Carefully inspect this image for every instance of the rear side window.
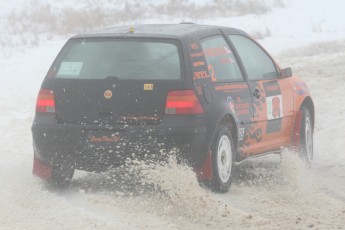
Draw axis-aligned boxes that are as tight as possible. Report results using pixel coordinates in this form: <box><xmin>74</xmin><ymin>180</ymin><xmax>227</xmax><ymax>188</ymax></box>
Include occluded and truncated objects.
<box><xmin>229</xmin><ymin>35</ymin><xmax>278</xmax><ymax>81</ymax></box>
<box><xmin>51</xmin><ymin>39</ymin><xmax>181</xmax><ymax>80</ymax></box>
<box><xmin>200</xmin><ymin>35</ymin><xmax>243</xmax><ymax>82</ymax></box>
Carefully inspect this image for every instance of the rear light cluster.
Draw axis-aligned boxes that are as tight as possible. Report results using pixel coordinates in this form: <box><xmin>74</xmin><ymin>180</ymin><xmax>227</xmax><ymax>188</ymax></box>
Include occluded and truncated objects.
<box><xmin>36</xmin><ymin>89</ymin><xmax>56</xmax><ymax>113</ymax></box>
<box><xmin>165</xmin><ymin>90</ymin><xmax>204</xmax><ymax>115</ymax></box>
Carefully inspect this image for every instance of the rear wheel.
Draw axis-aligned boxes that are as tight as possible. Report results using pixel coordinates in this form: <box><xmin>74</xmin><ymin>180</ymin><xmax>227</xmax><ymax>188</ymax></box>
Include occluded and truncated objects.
<box><xmin>299</xmin><ymin>107</ymin><xmax>313</xmax><ymax>165</ymax></box>
<box><xmin>210</xmin><ymin>126</ymin><xmax>234</xmax><ymax>193</ymax></box>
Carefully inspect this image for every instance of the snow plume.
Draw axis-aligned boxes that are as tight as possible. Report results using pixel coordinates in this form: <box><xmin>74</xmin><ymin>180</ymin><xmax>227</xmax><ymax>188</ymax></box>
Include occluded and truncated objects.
<box><xmin>71</xmin><ymin>153</ymin><xmax>269</xmax><ymax>229</ymax></box>
<box><xmin>126</xmin><ymin>156</ymin><xmax>231</xmax><ymax>221</ymax></box>
<box><xmin>235</xmin><ymin>149</ymin><xmax>312</xmax><ymax>192</ymax></box>
<box><xmin>128</xmin><ymin>155</ymin><xmax>276</xmax><ymax>229</ymax></box>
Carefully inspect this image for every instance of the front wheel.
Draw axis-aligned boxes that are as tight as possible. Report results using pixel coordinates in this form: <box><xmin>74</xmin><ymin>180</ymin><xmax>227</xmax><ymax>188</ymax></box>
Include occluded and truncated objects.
<box><xmin>210</xmin><ymin>126</ymin><xmax>234</xmax><ymax>193</ymax></box>
<box><xmin>299</xmin><ymin>107</ymin><xmax>313</xmax><ymax>165</ymax></box>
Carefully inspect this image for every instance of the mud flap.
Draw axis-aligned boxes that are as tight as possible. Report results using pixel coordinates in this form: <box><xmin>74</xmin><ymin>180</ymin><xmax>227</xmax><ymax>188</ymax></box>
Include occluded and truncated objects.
<box><xmin>194</xmin><ymin>150</ymin><xmax>213</xmax><ymax>180</ymax></box>
<box><xmin>33</xmin><ymin>155</ymin><xmax>52</xmax><ymax>180</ymax></box>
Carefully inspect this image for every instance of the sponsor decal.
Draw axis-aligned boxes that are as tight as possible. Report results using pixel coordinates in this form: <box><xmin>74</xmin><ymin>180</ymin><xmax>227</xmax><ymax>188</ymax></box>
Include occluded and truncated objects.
<box><xmin>241</xmin><ymin>127</ymin><xmax>262</xmax><ymax>150</ymax></box>
<box><xmin>104</xmin><ymin>90</ymin><xmax>113</xmax><ymax>99</ymax></box>
<box><xmin>227</xmin><ymin>96</ymin><xmax>236</xmax><ymax>114</ymax></box>
<box><xmin>208</xmin><ymin>65</ymin><xmax>217</xmax><ymax>82</ymax></box>
<box><xmin>267</xmin><ymin>95</ymin><xmax>283</xmax><ymax>120</ymax></box>
<box><xmin>263</xmin><ymin>80</ymin><xmax>283</xmax><ymax>132</ymax></box>
<box><xmin>215</xmin><ymin>84</ymin><xmax>248</xmax><ymax>92</ymax></box>
<box><xmin>231</xmin><ymin>92</ymin><xmax>250</xmax><ymax>115</ymax></box>
<box><xmin>189</xmin><ymin>52</ymin><xmax>204</xmax><ymax>58</ymax></box>
<box><xmin>193</xmin><ymin>61</ymin><xmax>205</xmax><ymax>67</ymax></box>
<box><xmin>57</xmin><ymin>62</ymin><xmax>83</xmax><ymax>77</ymax></box>
<box><xmin>263</xmin><ymin>80</ymin><xmax>281</xmax><ymax>97</ymax></box>
<box><xmin>190</xmin><ymin>43</ymin><xmax>199</xmax><ymax>50</ymax></box>
<box><xmin>194</xmin><ymin>82</ymin><xmax>203</xmax><ymax>95</ymax></box>
<box><xmin>294</xmin><ymin>82</ymin><xmax>308</xmax><ymax>95</ymax></box>
<box><xmin>235</xmin><ymin>102</ymin><xmax>250</xmax><ymax>116</ymax></box>
<box><xmin>220</xmin><ymin>57</ymin><xmax>234</xmax><ymax>64</ymax></box>
<box><xmin>89</xmin><ymin>135</ymin><xmax>120</xmax><ymax>143</ymax></box>
<box><xmin>265</xmin><ymin>85</ymin><xmax>279</xmax><ymax>92</ymax></box>
<box><xmin>266</xmin><ymin>94</ymin><xmax>283</xmax><ymax>133</ymax></box>
<box><xmin>238</xmin><ymin>128</ymin><xmax>245</xmax><ymax>141</ymax></box>
<box><xmin>193</xmin><ymin>71</ymin><xmax>209</xmax><ymax>80</ymax></box>
<box><xmin>224</xmin><ymin>46</ymin><xmax>232</xmax><ymax>54</ymax></box>
<box><xmin>120</xmin><ymin>116</ymin><xmax>160</xmax><ymax>121</ymax></box>
<box><xmin>203</xmin><ymin>47</ymin><xmax>229</xmax><ymax>57</ymax></box>
<box><xmin>249</xmin><ymin>128</ymin><xmax>262</xmax><ymax>142</ymax></box>
<box><xmin>252</xmin><ymin>83</ymin><xmax>265</xmax><ymax>117</ymax></box>
<box><xmin>144</xmin><ymin>84</ymin><xmax>154</xmax><ymax>91</ymax></box>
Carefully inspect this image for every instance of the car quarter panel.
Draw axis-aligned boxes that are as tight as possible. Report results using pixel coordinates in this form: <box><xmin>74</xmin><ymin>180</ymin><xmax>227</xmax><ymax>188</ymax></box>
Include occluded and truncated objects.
<box><xmin>184</xmin><ymin>31</ymin><xmax>255</xmax><ymax>161</ymax></box>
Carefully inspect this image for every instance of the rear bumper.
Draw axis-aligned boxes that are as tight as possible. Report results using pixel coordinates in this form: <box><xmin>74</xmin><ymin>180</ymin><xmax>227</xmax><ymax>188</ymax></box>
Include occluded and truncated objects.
<box><xmin>32</xmin><ymin>119</ymin><xmax>209</xmax><ymax>172</ymax></box>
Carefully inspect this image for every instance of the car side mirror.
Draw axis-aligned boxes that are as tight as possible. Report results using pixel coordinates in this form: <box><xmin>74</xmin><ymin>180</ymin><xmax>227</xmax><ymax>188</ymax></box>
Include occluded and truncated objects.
<box><xmin>280</xmin><ymin>67</ymin><xmax>292</xmax><ymax>78</ymax></box>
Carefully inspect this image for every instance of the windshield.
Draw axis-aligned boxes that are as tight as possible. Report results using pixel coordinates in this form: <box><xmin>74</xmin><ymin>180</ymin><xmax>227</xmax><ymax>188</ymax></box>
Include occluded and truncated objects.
<box><xmin>51</xmin><ymin>38</ymin><xmax>182</xmax><ymax>80</ymax></box>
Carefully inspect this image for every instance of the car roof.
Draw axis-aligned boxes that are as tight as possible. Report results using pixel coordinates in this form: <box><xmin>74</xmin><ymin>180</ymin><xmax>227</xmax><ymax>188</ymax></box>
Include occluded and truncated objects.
<box><xmin>72</xmin><ymin>24</ymin><xmax>247</xmax><ymax>39</ymax></box>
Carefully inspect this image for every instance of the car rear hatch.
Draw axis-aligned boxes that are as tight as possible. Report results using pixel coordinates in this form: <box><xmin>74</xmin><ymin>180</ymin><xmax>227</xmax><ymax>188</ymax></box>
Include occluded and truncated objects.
<box><xmin>44</xmin><ymin>37</ymin><xmax>186</xmax><ymax>126</ymax></box>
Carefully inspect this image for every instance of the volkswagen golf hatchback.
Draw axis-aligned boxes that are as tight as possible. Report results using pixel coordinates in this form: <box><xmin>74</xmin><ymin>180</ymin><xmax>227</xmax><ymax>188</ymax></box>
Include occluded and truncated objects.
<box><xmin>32</xmin><ymin>24</ymin><xmax>314</xmax><ymax>192</ymax></box>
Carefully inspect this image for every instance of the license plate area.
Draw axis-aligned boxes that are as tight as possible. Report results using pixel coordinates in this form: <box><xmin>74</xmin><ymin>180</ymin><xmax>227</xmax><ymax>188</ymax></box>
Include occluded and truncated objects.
<box><xmin>86</xmin><ymin>130</ymin><xmax>121</xmax><ymax>149</ymax></box>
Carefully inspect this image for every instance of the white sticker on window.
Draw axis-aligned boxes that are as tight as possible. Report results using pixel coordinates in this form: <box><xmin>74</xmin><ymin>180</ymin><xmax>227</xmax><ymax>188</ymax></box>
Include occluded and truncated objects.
<box><xmin>57</xmin><ymin>62</ymin><xmax>83</xmax><ymax>76</ymax></box>
<box><xmin>267</xmin><ymin>95</ymin><xmax>283</xmax><ymax>120</ymax></box>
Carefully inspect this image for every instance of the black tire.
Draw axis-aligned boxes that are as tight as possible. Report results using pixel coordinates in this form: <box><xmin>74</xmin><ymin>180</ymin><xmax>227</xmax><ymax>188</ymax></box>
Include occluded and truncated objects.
<box><xmin>210</xmin><ymin>126</ymin><xmax>234</xmax><ymax>193</ymax></box>
<box><xmin>299</xmin><ymin>107</ymin><xmax>313</xmax><ymax>165</ymax></box>
<box><xmin>48</xmin><ymin>164</ymin><xmax>75</xmax><ymax>188</ymax></box>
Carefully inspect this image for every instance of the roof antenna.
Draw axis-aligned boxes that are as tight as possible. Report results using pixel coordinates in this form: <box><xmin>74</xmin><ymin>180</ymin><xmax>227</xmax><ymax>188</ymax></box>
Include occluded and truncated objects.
<box><xmin>128</xmin><ymin>26</ymin><xmax>135</xmax><ymax>33</ymax></box>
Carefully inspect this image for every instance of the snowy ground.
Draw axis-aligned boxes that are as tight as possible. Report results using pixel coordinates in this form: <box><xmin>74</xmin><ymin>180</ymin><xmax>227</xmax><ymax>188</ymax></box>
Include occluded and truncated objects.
<box><xmin>1</xmin><ymin>1</ymin><xmax>345</xmax><ymax>229</ymax></box>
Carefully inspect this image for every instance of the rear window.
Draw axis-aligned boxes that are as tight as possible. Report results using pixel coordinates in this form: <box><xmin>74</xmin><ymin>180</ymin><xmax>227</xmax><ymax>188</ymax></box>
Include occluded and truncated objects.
<box><xmin>51</xmin><ymin>38</ymin><xmax>182</xmax><ymax>80</ymax></box>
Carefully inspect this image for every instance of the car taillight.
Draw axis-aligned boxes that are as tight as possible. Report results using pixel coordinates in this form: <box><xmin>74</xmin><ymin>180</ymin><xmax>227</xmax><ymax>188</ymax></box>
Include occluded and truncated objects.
<box><xmin>165</xmin><ymin>90</ymin><xmax>204</xmax><ymax>115</ymax></box>
<box><xmin>36</xmin><ymin>89</ymin><xmax>56</xmax><ymax>113</ymax></box>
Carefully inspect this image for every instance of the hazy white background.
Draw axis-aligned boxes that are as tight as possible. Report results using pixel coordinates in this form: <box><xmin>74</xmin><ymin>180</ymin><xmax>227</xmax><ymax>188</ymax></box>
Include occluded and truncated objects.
<box><xmin>1</xmin><ymin>1</ymin><xmax>345</xmax><ymax>229</ymax></box>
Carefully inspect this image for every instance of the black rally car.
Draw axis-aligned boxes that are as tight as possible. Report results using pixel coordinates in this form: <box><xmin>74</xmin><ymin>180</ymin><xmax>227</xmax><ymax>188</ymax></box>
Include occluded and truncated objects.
<box><xmin>32</xmin><ymin>24</ymin><xmax>314</xmax><ymax>192</ymax></box>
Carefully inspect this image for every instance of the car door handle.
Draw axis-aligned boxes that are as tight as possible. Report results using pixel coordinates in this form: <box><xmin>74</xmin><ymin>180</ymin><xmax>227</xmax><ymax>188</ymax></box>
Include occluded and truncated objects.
<box><xmin>253</xmin><ymin>89</ymin><xmax>261</xmax><ymax>99</ymax></box>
